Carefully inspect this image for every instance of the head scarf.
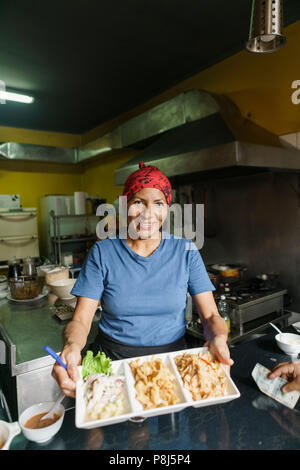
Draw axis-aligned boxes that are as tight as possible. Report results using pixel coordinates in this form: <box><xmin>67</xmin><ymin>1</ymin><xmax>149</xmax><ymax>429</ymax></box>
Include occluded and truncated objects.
<box><xmin>122</xmin><ymin>161</ymin><xmax>172</xmax><ymax>206</ymax></box>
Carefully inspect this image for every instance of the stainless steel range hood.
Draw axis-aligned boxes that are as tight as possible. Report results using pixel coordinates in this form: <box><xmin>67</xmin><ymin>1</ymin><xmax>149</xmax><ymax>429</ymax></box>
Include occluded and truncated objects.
<box><xmin>115</xmin><ymin>90</ymin><xmax>300</xmax><ymax>185</ymax></box>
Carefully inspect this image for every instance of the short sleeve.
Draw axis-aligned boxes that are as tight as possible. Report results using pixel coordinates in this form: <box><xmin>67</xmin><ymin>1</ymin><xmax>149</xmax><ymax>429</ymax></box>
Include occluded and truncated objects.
<box><xmin>187</xmin><ymin>245</ymin><xmax>215</xmax><ymax>296</ymax></box>
<box><xmin>70</xmin><ymin>243</ymin><xmax>104</xmax><ymax>301</ymax></box>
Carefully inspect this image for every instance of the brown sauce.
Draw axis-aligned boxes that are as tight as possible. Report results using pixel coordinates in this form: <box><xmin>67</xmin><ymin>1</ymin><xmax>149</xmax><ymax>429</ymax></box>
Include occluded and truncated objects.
<box><xmin>0</xmin><ymin>439</ymin><xmax>5</xmax><ymax>449</ymax></box>
<box><xmin>25</xmin><ymin>412</ymin><xmax>61</xmax><ymax>429</ymax></box>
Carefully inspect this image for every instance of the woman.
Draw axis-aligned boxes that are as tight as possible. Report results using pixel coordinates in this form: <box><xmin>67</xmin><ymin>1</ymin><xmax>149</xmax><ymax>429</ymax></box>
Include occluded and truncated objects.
<box><xmin>52</xmin><ymin>161</ymin><xmax>233</xmax><ymax>397</ymax></box>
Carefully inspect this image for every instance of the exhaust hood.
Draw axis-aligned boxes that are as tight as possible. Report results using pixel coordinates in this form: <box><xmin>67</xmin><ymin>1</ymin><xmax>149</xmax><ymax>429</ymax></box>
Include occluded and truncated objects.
<box><xmin>114</xmin><ymin>90</ymin><xmax>300</xmax><ymax>185</ymax></box>
<box><xmin>1</xmin><ymin>89</ymin><xmax>300</xmax><ymax>179</ymax></box>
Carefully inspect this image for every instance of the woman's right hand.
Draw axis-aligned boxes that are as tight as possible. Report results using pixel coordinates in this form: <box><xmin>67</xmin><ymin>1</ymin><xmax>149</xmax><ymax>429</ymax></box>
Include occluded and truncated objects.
<box><xmin>51</xmin><ymin>343</ymin><xmax>82</xmax><ymax>398</ymax></box>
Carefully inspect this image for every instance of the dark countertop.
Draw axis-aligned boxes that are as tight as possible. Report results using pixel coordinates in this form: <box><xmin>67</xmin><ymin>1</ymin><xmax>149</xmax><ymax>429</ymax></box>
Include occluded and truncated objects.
<box><xmin>3</xmin><ymin>327</ymin><xmax>300</xmax><ymax>450</ymax></box>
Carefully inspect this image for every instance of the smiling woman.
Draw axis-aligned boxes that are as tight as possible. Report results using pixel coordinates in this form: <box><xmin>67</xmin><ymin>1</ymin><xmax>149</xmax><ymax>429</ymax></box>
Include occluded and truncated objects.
<box><xmin>51</xmin><ymin>161</ymin><xmax>233</xmax><ymax>399</ymax></box>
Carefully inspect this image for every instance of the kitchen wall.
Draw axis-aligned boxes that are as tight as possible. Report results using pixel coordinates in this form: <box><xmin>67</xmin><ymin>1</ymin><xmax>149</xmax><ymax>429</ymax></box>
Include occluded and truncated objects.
<box><xmin>191</xmin><ymin>171</ymin><xmax>300</xmax><ymax>311</ymax></box>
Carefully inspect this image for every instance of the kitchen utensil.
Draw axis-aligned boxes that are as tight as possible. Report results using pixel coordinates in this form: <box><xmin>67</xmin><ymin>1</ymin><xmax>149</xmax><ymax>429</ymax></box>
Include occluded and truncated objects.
<box><xmin>44</xmin><ymin>345</ymin><xmax>68</xmax><ymax>370</ymax></box>
<box><xmin>0</xmin><ymin>420</ymin><xmax>21</xmax><ymax>450</ymax></box>
<box><xmin>209</xmin><ymin>264</ymin><xmax>246</xmax><ymax>281</ymax></box>
<box><xmin>18</xmin><ymin>402</ymin><xmax>65</xmax><ymax>443</ymax></box>
<box><xmin>8</xmin><ymin>275</ymin><xmax>44</xmax><ymax>300</ymax></box>
<box><xmin>40</xmin><ymin>393</ymin><xmax>65</xmax><ymax>421</ymax></box>
<box><xmin>269</xmin><ymin>322</ymin><xmax>283</xmax><ymax>336</ymax></box>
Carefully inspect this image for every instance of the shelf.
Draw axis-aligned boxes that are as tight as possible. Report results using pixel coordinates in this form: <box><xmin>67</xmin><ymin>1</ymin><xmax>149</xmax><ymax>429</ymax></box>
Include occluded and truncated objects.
<box><xmin>50</xmin><ymin>212</ymin><xmax>100</xmax><ymax>219</ymax></box>
<box><xmin>52</xmin><ymin>236</ymin><xmax>97</xmax><ymax>244</ymax></box>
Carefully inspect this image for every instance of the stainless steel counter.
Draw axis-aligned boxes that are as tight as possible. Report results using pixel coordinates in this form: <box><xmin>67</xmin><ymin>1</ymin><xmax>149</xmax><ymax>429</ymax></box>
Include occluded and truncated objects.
<box><xmin>0</xmin><ymin>297</ymin><xmax>99</xmax><ymax>420</ymax></box>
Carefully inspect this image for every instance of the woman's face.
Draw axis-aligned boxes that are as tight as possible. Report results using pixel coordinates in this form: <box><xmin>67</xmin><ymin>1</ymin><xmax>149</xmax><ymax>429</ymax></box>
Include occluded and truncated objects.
<box><xmin>127</xmin><ymin>187</ymin><xmax>168</xmax><ymax>239</ymax></box>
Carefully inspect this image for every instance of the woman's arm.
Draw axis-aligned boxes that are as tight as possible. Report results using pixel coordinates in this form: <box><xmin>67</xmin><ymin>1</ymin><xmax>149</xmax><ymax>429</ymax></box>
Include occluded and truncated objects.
<box><xmin>192</xmin><ymin>291</ymin><xmax>233</xmax><ymax>366</ymax></box>
<box><xmin>51</xmin><ymin>296</ymin><xmax>99</xmax><ymax>397</ymax></box>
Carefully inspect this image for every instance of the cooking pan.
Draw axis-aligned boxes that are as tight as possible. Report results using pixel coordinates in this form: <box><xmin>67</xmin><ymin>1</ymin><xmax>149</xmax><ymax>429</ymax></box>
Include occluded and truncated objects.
<box><xmin>209</xmin><ymin>264</ymin><xmax>247</xmax><ymax>280</ymax></box>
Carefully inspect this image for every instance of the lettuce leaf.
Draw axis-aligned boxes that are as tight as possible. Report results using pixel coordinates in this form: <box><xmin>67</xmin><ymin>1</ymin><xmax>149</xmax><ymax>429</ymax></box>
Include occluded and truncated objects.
<box><xmin>82</xmin><ymin>350</ymin><xmax>112</xmax><ymax>379</ymax></box>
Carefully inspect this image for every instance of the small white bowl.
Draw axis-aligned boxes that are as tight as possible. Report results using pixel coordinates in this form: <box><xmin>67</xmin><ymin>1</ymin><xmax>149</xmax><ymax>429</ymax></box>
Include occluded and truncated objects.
<box><xmin>0</xmin><ymin>420</ymin><xmax>21</xmax><ymax>450</ymax></box>
<box><xmin>47</xmin><ymin>278</ymin><xmax>76</xmax><ymax>300</ymax></box>
<box><xmin>275</xmin><ymin>333</ymin><xmax>300</xmax><ymax>356</ymax></box>
<box><xmin>19</xmin><ymin>402</ymin><xmax>65</xmax><ymax>444</ymax></box>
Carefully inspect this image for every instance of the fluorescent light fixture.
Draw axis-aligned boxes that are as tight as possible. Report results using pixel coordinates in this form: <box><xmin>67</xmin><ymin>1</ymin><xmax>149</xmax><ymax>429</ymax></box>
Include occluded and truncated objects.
<box><xmin>0</xmin><ymin>90</ymin><xmax>34</xmax><ymax>104</ymax></box>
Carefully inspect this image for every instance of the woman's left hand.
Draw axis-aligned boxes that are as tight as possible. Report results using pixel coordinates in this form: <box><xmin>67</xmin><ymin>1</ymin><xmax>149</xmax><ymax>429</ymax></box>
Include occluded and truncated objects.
<box><xmin>204</xmin><ymin>334</ymin><xmax>234</xmax><ymax>368</ymax></box>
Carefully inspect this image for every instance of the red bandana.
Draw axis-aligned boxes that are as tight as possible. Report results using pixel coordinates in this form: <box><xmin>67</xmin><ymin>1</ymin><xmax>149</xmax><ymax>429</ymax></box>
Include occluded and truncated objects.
<box><xmin>122</xmin><ymin>161</ymin><xmax>172</xmax><ymax>206</ymax></box>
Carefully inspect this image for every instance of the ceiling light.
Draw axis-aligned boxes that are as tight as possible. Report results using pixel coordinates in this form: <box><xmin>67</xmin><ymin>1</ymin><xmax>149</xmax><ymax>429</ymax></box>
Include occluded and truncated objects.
<box><xmin>246</xmin><ymin>0</ymin><xmax>286</xmax><ymax>54</ymax></box>
<box><xmin>0</xmin><ymin>90</ymin><xmax>34</xmax><ymax>104</ymax></box>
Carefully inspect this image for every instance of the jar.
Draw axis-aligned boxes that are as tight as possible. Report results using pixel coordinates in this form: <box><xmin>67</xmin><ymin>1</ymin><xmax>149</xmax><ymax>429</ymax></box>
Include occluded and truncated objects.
<box><xmin>23</xmin><ymin>256</ymin><xmax>37</xmax><ymax>277</ymax></box>
<box><xmin>8</xmin><ymin>257</ymin><xmax>22</xmax><ymax>279</ymax></box>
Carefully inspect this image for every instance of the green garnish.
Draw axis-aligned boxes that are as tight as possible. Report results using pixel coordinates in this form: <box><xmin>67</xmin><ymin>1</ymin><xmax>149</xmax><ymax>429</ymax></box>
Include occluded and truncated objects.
<box><xmin>82</xmin><ymin>350</ymin><xmax>112</xmax><ymax>379</ymax></box>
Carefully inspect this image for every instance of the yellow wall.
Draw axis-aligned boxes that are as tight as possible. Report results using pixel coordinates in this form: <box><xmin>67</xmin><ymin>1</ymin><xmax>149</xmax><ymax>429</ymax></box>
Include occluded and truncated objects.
<box><xmin>0</xmin><ymin>160</ymin><xmax>83</xmax><ymax>255</ymax></box>
<box><xmin>81</xmin><ymin>149</ymin><xmax>139</xmax><ymax>203</ymax></box>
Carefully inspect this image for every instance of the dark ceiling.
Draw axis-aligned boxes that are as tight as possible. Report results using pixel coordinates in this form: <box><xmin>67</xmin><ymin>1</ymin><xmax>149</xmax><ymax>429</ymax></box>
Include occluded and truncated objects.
<box><xmin>0</xmin><ymin>0</ymin><xmax>299</xmax><ymax>135</ymax></box>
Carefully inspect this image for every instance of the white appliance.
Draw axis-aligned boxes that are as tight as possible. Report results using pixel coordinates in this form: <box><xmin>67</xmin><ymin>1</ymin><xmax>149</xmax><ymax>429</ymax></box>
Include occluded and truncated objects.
<box><xmin>0</xmin><ymin>194</ymin><xmax>20</xmax><ymax>211</ymax></box>
<box><xmin>0</xmin><ymin>208</ymin><xmax>39</xmax><ymax>262</ymax></box>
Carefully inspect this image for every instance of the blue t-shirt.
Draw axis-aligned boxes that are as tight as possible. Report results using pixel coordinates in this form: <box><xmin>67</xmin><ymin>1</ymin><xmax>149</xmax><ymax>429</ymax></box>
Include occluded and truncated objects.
<box><xmin>71</xmin><ymin>232</ymin><xmax>215</xmax><ymax>347</ymax></box>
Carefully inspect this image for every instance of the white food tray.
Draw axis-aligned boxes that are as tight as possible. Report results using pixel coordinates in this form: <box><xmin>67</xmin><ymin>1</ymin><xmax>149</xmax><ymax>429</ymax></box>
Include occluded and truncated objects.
<box><xmin>75</xmin><ymin>347</ymin><xmax>240</xmax><ymax>429</ymax></box>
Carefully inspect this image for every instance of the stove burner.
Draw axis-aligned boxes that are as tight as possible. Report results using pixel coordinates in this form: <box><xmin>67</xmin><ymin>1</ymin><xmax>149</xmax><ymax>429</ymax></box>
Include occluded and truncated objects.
<box><xmin>215</xmin><ymin>277</ymin><xmax>285</xmax><ymax>305</ymax></box>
